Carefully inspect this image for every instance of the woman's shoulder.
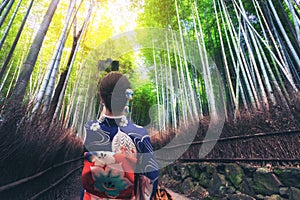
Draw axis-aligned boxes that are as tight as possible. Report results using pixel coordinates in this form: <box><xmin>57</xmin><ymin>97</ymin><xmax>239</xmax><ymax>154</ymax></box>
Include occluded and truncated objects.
<box><xmin>84</xmin><ymin>119</ymin><xmax>101</xmax><ymax>131</ymax></box>
<box><xmin>121</xmin><ymin>120</ymin><xmax>149</xmax><ymax>138</ymax></box>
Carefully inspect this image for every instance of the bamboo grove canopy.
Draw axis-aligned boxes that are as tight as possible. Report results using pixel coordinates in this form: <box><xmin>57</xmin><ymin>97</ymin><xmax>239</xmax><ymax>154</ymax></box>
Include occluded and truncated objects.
<box><xmin>0</xmin><ymin>0</ymin><xmax>299</xmax><ymax>136</ymax></box>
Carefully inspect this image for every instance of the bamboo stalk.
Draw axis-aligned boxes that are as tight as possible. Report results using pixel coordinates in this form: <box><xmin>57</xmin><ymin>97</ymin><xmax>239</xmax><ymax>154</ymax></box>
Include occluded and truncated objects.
<box><xmin>166</xmin><ymin>32</ymin><xmax>177</xmax><ymax>129</ymax></box>
<box><xmin>152</xmin><ymin>39</ymin><xmax>161</xmax><ymax>130</ymax></box>
<box><xmin>0</xmin><ymin>62</ymin><xmax>12</xmax><ymax>93</ymax></box>
<box><xmin>248</xmin><ymin>0</ymin><xmax>298</xmax><ymax>91</ymax></box>
<box><xmin>52</xmin><ymin>0</ymin><xmax>93</xmax><ymax>121</ymax></box>
<box><xmin>212</xmin><ymin>0</ymin><xmax>237</xmax><ymax>113</ymax></box>
<box><xmin>171</xmin><ymin>30</ymin><xmax>187</xmax><ymax>126</ymax></box>
<box><xmin>0</xmin><ymin>0</ymin><xmax>14</xmax><ymax>28</ymax></box>
<box><xmin>268</xmin><ymin>0</ymin><xmax>300</xmax><ymax>70</ymax></box>
<box><xmin>175</xmin><ymin>0</ymin><xmax>198</xmax><ymax>119</ymax></box>
<box><xmin>220</xmin><ymin>0</ymin><xmax>260</xmax><ymax>110</ymax></box>
<box><xmin>193</xmin><ymin>0</ymin><xmax>217</xmax><ymax>117</ymax></box>
<box><xmin>0</xmin><ymin>0</ymin><xmax>34</xmax><ymax>81</ymax></box>
<box><xmin>0</xmin><ymin>0</ymin><xmax>22</xmax><ymax>49</ymax></box>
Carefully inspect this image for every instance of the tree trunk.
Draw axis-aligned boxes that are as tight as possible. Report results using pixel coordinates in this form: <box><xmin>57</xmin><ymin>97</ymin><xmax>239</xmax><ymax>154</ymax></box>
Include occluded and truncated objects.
<box><xmin>236</xmin><ymin>0</ymin><xmax>269</xmax><ymax>110</ymax></box>
<box><xmin>64</xmin><ymin>64</ymin><xmax>83</xmax><ymax>128</ymax></box>
<box><xmin>0</xmin><ymin>0</ymin><xmax>22</xmax><ymax>49</ymax></box>
<box><xmin>0</xmin><ymin>62</ymin><xmax>12</xmax><ymax>93</ymax></box>
<box><xmin>32</xmin><ymin>0</ymin><xmax>76</xmax><ymax>113</ymax></box>
<box><xmin>51</xmin><ymin>1</ymin><xmax>93</xmax><ymax>121</ymax></box>
<box><xmin>9</xmin><ymin>0</ymin><xmax>60</xmax><ymax>106</ymax></box>
<box><xmin>175</xmin><ymin>0</ymin><xmax>198</xmax><ymax>119</ymax></box>
<box><xmin>166</xmin><ymin>33</ymin><xmax>178</xmax><ymax>128</ymax></box>
<box><xmin>49</xmin><ymin>69</ymin><xmax>67</xmax><ymax>118</ymax></box>
<box><xmin>213</xmin><ymin>0</ymin><xmax>237</xmax><ymax>114</ymax></box>
<box><xmin>152</xmin><ymin>40</ymin><xmax>162</xmax><ymax>129</ymax></box>
<box><xmin>43</xmin><ymin>0</ymin><xmax>83</xmax><ymax>110</ymax></box>
<box><xmin>278</xmin><ymin>0</ymin><xmax>300</xmax><ymax>49</ymax></box>
<box><xmin>287</xmin><ymin>0</ymin><xmax>300</xmax><ymax>44</ymax></box>
<box><xmin>0</xmin><ymin>0</ymin><xmax>9</xmax><ymax>15</ymax></box>
<box><xmin>268</xmin><ymin>0</ymin><xmax>300</xmax><ymax>71</ymax></box>
<box><xmin>250</xmin><ymin>0</ymin><xmax>297</xmax><ymax>93</ymax></box>
<box><xmin>0</xmin><ymin>0</ymin><xmax>34</xmax><ymax>81</ymax></box>
<box><xmin>0</xmin><ymin>0</ymin><xmax>14</xmax><ymax>28</ymax></box>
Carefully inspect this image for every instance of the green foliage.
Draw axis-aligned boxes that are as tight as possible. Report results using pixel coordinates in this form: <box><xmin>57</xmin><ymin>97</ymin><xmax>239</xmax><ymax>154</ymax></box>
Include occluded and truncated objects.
<box><xmin>117</xmin><ymin>53</ymin><xmax>137</xmax><ymax>79</ymax></box>
<box><xmin>137</xmin><ymin>0</ymin><xmax>177</xmax><ymax>28</ymax></box>
<box><xmin>1</xmin><ymin>0</ymin><xmax>299</xmax><ymax>124</ymax></box>
<box><xmin>131</xmin><ymin>82</ymin><xmax>156</xmax><ymax>126</ymax></box>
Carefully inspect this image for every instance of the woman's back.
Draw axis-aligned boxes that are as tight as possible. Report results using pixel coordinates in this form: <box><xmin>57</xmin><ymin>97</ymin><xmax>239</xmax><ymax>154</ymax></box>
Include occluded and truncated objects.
<box><xmin>81</xmin><ymin>72</ymin><xmax>158</xmax><ymax>200</ymax></box>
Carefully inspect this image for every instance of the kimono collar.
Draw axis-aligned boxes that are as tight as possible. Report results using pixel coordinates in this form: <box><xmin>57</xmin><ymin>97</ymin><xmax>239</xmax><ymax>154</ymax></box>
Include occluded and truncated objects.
<box><xmin>99</xmin><ymin>114</ymin><xmax>128</xmax><ymax>127</ymax></box>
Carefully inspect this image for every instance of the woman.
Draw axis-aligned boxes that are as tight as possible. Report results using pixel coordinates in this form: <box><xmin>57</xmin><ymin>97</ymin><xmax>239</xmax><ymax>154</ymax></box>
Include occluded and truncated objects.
<box><xmin>81</xmin><ymin>72</ymin><xmax>159</xmax><ymax>200</ymax></box>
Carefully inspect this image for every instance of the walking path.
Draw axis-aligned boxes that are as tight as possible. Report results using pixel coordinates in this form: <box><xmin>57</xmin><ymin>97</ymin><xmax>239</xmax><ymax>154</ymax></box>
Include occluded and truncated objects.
<box><xmin>67</xmin><ymin>189</ymin><xmax>190</xmax><ymax>200</ymax></box>
<box><xmin>167</xmin><ymin>189</ymin><xmax>191</xmax><ymax>200</ymax></box>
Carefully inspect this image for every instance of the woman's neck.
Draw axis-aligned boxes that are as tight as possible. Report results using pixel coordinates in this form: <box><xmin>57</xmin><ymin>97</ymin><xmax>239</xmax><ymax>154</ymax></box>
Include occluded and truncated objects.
<box><xmin>101</xmin><ymin>105</ymin><xmax>124</xmax><ymax>118</ymax></box>
<box><xmin>104</xmin><ymin>111</ymin><xmax>124</xmax><ymax>118</ymax></box>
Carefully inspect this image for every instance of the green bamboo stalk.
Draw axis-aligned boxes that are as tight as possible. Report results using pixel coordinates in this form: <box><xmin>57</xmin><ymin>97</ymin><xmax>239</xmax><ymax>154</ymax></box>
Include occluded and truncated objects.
<box><xmin>166</xmin><ymin>32</ymin><xmax>178</xmax><ymax>128</ymax></box>
<box><xmin>220</xmin><ymin>0</ymin><xmax>259</xmax><ymax>109</ymax></box>
<box><xmin>212</xmin><ymin>0</ymin><xmax>237</xmax><ymax>113</ymax></box>
<box><xmin>175</xmin><ymin>0</ymin><xmax>198</xmax><ymax>119</ymax></box>
<box><xmin>193</xmin><ymin>0</ymin><xmax>216</xmax><ymax>117</ymax></box>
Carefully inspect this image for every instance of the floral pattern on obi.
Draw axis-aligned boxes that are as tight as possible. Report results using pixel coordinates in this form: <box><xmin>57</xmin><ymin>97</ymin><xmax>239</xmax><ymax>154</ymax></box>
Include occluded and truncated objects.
<box><xmin>91</xmin><ymin>164</ymin><xmax>132</xmax><ymax>198</ymax></box>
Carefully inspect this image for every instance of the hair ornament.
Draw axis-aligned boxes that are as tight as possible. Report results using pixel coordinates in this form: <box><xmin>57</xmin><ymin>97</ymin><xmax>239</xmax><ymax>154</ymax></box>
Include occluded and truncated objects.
<box><xmin>124</xmin><ymin>89</ymin><xmax>133</xmax><ymax>113</ymax></box>
<box><xmin>125</xmin><ymin>89</ymin><xmax>134</xmax><ymax>100</ymax></box>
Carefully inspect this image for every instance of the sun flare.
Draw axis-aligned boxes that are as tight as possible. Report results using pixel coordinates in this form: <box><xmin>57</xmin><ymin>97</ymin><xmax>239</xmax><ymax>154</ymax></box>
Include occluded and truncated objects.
<box><xmin>97</xmin><ymin>0</ymin><xmax>140</xmax><ymax>34</ymax></box>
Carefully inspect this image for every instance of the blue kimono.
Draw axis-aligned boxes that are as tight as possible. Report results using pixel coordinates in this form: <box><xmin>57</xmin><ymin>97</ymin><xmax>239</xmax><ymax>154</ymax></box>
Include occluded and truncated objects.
<box><xmin>81</xmin><ymin>115</ymin><xmax>159</xmax><ymax>200</ymax></box>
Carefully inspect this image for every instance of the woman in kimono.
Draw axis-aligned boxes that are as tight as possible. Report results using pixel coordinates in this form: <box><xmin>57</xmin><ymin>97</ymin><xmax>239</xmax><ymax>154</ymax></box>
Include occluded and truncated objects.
<box><xmin>81</xmin><ymin>72</ymin><xmax>159</xmax><ymax>200</ymax></box>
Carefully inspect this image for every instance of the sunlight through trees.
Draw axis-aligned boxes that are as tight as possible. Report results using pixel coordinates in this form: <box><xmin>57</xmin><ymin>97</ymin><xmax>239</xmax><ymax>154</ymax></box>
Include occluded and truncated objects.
<box><xmin>0</xmin><ymin>0</ymin><xmax>299</xmax><ymax>134</ymax></box>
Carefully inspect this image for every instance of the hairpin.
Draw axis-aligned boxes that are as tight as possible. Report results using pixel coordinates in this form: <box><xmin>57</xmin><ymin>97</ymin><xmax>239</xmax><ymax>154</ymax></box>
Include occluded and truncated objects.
<box><xmin>125</xmin><ymin>89</ymin><xmax>133</xmax><ymax>113</ymax></box>
<box><xmin>125</xmin><ymin>89</ymin><xmax>134</xmax><ymax>100</ymax></box>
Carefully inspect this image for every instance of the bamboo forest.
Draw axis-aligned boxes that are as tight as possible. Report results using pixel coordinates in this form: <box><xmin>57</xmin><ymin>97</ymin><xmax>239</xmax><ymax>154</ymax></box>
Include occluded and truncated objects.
<box><xmin>0</xmin><ymin>0</ymin><xmax>300</xmax><ymax>199</ymax></box>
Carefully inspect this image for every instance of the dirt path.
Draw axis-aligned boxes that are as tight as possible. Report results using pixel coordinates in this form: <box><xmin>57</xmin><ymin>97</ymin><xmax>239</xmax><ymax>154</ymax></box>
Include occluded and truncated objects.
<box><xmin>66</xmin><ymin>190</ymin><xmax>190</xmax><ymax>200</ymax></box>
<box><xmin>166</xmin><ymin>189</ymin><xmax>191</xmax><ymax>200</ymax></box>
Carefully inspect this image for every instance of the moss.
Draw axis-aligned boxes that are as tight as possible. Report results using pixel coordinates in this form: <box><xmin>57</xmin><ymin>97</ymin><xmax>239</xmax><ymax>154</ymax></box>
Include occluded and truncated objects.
<box><xmin>273</xmin><ymin>168</ymin><xmax>282</xmax><ymax>175</ymax></box>
<box><xmin>187</xmin><ymin>164</ymin><xmax>201</xmax><ymax>179</ymax></box>
<box><xmin>198</xmin><ymin>172</ymin><xmax>211</xmax><ymax>188</ymax></box>
<box><xmin>225</xmin><ymin>164</ymin><xmax>244</xmax><ymax>188</ymax></box>
<box><xmin>253</xmin><ymin>172</ymin><xmax>280</xmax><ymax>196</ymax></box>
<box><xmin>276</xmin><ymin>168</ymin><xmax>300</xmax><ymax>188</ymax></box>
